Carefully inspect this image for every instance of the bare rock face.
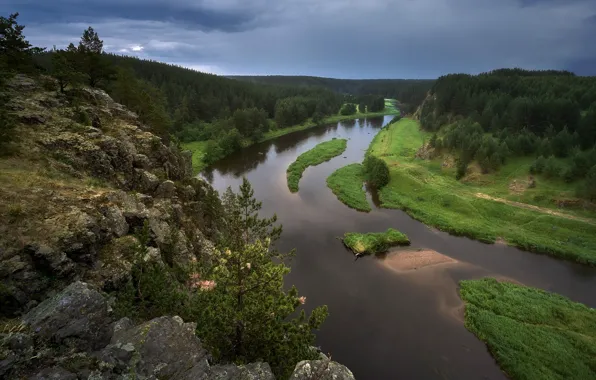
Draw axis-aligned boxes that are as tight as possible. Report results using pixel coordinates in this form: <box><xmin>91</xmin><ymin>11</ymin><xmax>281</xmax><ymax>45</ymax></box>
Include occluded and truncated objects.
<box><xmin>22</xmin><ymin>281</ymin><xmax>112</xmax><ymax>352</ymax></box>
<box><xmin>290</xmin><ymin>360</ymin><xmax>356</xmax><ymax>380</ymax></box>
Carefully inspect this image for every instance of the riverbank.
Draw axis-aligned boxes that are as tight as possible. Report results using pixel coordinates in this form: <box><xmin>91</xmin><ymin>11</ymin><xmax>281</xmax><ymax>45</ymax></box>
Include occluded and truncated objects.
<box><xmin>367</xmin><ymin>118</ymin><xmax>596</xmax><ymax>265</ymax></box>
<box><xmin>182</xmin><ymin>107</ymin><xmax>399</xmax><ymax>173</ymax></box>
<box><xmin>459</xmin><ymin>278</ymin><xmax>596</xmax><ymax>380</ymax></box>
<box><xmin>287</xmin><ymin>138</ymin><xmax>347</xmax><ymax>192</ymax></box>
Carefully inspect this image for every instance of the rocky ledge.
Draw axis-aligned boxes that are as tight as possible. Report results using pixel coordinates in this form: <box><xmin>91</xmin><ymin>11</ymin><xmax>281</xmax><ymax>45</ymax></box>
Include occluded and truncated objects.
<box><xmin>0</xmin><ymin>282</ymin><xmax>354</xmax><ymax>380</ymax></box>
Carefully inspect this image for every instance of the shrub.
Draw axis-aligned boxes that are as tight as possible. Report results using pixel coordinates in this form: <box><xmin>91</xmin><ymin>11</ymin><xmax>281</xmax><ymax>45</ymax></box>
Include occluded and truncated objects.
<box><xmin>363</xmin><ymin>155</ymin><xmax>390</xmax><ymax>188</ymax></box>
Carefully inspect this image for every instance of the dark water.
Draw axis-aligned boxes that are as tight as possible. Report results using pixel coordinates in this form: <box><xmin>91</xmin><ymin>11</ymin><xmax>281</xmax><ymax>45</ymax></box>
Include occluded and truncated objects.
<box><xmin>203</xmin><ymin>116</ymin><xmax>596</xmax><ymax>380</ymax></box>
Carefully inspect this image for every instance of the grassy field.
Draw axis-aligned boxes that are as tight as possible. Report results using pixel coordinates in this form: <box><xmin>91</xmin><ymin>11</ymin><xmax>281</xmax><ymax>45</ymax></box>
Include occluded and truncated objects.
<box><xmin>343</xmin><ymin>228</ymin><xmax>410</xmax><ymax>256</ymax></box>
<box><xmin>287</xmin><ymin>138</ymin><xmax>347</xmax><ymax>192</ymax></box>
<box><xmin>460</xmin><ymin>278</ymin><xmax>596</xmax><ymax>380</ymax></box>
<box><xmin>368</xmin><ymin>118</ymin><xmax>596</xmax><ymax>265</ymax></box>
<box><xmin>182</xmin><ymin>102</ymin><xmax>399</xmax><ymax>173</ymax></box>
<box><xmin>384</xmin><ymin>98</ymin><xmax>399</xmax><ymax>114</ymax></box>
<box><xmin>326</xmin><ymin>163</ymin><xmax>371</xmax><ymax>212</ymax></box>
<box><xmin>181</xmin><ymin>140</ymin><xmax>210</xmax><ymax>172</ymax></box>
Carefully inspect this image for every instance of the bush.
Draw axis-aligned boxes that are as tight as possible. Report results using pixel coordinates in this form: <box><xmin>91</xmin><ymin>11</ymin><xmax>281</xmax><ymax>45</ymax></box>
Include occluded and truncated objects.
<box><xmin>543</xmin><ymin>155</ymin><xmax>562</xmax><ymax>178</ymax></box>
<box><xmin>577</xmin><ymin>165</ymin><xmax>596</xmax><ymax>201</ymax></box>
<box><xmin>340</xmin><ymin>103</ymin><xmax>357</xmax><ymax>116</ymax></box>
<box><xmin>363</xmin><ymin>155</ymin><xmax>390</xmax><ymax>188</ymax></box>
<box><xmin>529</xmin><ymin>155</ymin><xmax>546</xmax><ymax>174</ymax></box>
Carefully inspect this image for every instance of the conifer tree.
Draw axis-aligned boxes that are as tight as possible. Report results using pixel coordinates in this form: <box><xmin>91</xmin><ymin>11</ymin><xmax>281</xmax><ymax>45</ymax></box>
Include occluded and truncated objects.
<box><xmin>77</xmin><ymin>27</ymin><xmax>114</xmax><ymax>87</ymax></box>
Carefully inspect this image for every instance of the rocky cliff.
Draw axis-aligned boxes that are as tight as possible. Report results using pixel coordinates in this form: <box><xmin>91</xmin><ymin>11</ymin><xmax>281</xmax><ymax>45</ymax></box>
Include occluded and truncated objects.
<box><xmin>0</xmin><ymin>76</ymin><xmax>355</xmax><ymax>379</ymax></box>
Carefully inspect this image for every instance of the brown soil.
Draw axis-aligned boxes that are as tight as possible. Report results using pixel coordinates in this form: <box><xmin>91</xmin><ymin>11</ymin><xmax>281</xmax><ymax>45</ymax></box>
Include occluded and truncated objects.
<box><xmin>381</xmin><ymin>249</ymin><xmax>457</xmax><ymax>272</ymax></box>
<box><xmin>474</xmin><ymin>192</ymin><xmax>596</xmax><ymax>226</ymax></box>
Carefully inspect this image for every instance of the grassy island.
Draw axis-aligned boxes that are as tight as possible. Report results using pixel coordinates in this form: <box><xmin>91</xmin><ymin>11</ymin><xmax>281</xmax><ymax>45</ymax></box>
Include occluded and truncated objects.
<box><xmin>342</xmin><ymin>228</ymin><xmax>410</xmax><ymax>256</ymax></box>
<box><xmin>326</xmin><ymin>163</ymin><xmax>371</xmax><ymax>212</ymax></box>
<box><xmin>460</xmin><ymin>278</ymin><xmax>596</xmax><ymax>380</ymax></box>
<box><xmin>287</xmin><ymin>138</ymin><xmax>347</xmax><ymax>192</ymax></box>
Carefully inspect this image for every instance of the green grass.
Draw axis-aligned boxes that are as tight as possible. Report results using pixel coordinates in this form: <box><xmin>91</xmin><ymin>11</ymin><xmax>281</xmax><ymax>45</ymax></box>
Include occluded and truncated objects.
<box><xmin>326</xmin><ymin>163</ymin><xmax>371</xmax><ymax>212</ymax></box>
<box><xmin>181</xmin><ymin>140</ymin><xmax>210</xmax><ymax>172</ymax></box>
<box><xmin>460</xmin><ymin>278</ymin><xmax>596</xmax><ymax>380</ymax></box>
<box><xmin>384</xmin><ymin>98</ymin><xmax>399</xmax><ymax>114</ymax></box>
<box><xmin>368</xmin><ymin>118</ymin><xmax>596</xmax><ymax>265</ymax></box>
<box><xmin>287</xmin><ymin>138</ymin><xmax>347</xmax><ymax>192</ymax></box>
<box><xmin>342</xmin><ymin>228</ymin><xmax>410</xmax><ymax>256</ymax></box>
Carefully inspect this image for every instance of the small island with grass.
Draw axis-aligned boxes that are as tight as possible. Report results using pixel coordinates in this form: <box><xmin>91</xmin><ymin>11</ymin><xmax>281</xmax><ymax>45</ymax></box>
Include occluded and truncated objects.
<box><xmin>342</xmin><ymin>228</ymin><xmax>410</xmax><ymax>256</ymax></box>
<box><xmin>287</xmin><ymin>138</ymin><xmax>347</xmax><ymax>192</ymax></box>
<box><xmin>326</xmin><ymin>163</ymin><xmax>371</xmax><ymax>212</ymax></box>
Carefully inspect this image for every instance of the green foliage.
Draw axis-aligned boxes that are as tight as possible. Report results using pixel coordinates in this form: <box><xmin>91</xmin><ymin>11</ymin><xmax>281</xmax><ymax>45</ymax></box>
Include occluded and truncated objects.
<box><xmin>286</xmin><ymin>138</ymin><xmax>347</xmax><ymax>192</ymax></box>
<box><xmin>460</xmin><ymin>278</ymin><xmax>596</xmax><ymax>380</ymax></box>
<box><xmin>363</xmin><ymin>155</ymin><xmax>390</xmax><ymax>188</ymax></box>
<box><xmin>114</xmin><ymin>179</ymin><xmax>328</xmax><ymax>379</ymax></box>
<box><xmin>76</xmin><ymin>27</ymin><xmax>114</xmax><ymax>87</ymax></box>
<box><xmin>109</xmin><ymin>67</ymin><xmax>172</xmax><ymax>140</ymax></box>
<box><xmin>343</xmin><ymin>228</ymin><xmax>410</xmax><ymax>256</ymax></box>
<box><xmin>577</xmin><ymin>165</ymin><xmax>596</xmax><ymax>201</ymax></box>
<box><xmin>369</xmin><ymin>118</ymin><xmax>596</xmax><ymax>265</ymax></box>
<box><xmin>50</xmin><ymin>44</ymin><xmax>84</xmax><ymax>92</ymax></box>
<box><xmin>0</xmin><ymin>13</ymin><xmax>44</xmax><ymax>73</ymax></box>
<box><xmin>74</xmin><ymin>107</ymin><xmax>91</xmax><ymax>126</ymax></box>
<box><xmin>326</xmin><ymin>163</ymin><xmax>371</xmax><ymax>212</ymax></box>
<box><xmin>340</xmin><ymin>103</ymin><xmax>357</xmax><ymax>116</ymax></box>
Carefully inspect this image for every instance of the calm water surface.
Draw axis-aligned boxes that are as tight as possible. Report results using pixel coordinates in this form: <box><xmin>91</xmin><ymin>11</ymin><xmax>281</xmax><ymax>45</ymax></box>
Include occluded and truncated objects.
<box><xmin>203</xmin><ymin>116</ymin><xmax>596</xmax><ymax>380</ymax></box>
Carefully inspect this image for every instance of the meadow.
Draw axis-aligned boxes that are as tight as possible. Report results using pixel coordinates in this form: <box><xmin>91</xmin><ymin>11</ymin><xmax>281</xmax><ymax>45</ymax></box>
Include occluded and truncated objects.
<box><xmin>342</xmin><ymin>228</ymin><xmax>410</xmax><ymax>256</ymax></box>
<box><xmin>326</xmin><ymin>163</ymin><xmax>371</xmax><ymax>212</ymax></box>
<box><xmin>368</xmin><ymin>118</ymin><xmax>596</xmax><ymax>264</ymax></box>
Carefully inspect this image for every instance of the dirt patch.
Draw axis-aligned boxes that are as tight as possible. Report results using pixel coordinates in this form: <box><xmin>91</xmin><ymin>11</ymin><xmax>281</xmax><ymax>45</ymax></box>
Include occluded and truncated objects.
<box><xmin>508</xmin><ymin>179</ymin><xmax>529</xmax><ymax>195</ymax></box>
<box><xmin>381</xmin><ymin>249</ymin><xmax>457</xmax><ymax>272</ymax></box>
<box><xmin>474</xmin><ymin>192</ymin><xmax>596</xmax><ymax>226</ymax></box>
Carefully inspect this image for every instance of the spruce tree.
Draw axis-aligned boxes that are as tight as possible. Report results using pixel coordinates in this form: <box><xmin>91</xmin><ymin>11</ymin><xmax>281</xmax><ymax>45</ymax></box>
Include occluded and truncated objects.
<box><xmin>51</xmin><ymin>43</ymin><xmax>84</xmax><ymax>92</ymax></box>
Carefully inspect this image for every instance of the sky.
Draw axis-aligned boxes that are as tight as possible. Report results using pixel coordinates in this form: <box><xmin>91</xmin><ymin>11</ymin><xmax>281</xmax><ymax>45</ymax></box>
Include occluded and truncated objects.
<box><xmin>2</xmin><ymin>0</ymin><xmax>596</xmax><ymax>78</ymax></box>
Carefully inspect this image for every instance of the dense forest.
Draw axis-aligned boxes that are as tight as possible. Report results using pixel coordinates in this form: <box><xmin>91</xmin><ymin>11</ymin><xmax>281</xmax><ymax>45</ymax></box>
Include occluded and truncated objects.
<box><xmin>230</xmin><ymin>75</ymin><xmax>433</xmax><ymax>114</ymax></box>
<box><xmin>420</xmin><ymin>69</ymin><xmax>596</xmax><ymax>199</ymax></box>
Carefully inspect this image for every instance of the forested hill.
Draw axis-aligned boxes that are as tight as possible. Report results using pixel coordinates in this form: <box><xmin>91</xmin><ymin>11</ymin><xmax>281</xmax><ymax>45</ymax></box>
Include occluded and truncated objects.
<box><xmin>229</xmin><ymin>75</ymin><xmax>434</xmax><ymax>113</ymax></box>
<box><xmin>419</xmin><ymin>69</ymin><xmax>596</xmax><ymax>199</ymax></box>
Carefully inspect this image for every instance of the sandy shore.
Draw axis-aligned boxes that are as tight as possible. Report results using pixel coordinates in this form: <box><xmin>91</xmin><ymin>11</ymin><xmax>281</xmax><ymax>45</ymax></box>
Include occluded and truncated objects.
<box><xmin>380</xmin><ymin>249</ymin><xmax>457</xmax><ymax>272</ymax></box>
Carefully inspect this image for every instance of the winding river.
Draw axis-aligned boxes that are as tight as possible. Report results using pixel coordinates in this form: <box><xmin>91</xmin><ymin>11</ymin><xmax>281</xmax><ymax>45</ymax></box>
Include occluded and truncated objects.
<box><xmin>202</xmin><ymin>116</ymin><xmax>596</xmax><ymax>380</ymax></box>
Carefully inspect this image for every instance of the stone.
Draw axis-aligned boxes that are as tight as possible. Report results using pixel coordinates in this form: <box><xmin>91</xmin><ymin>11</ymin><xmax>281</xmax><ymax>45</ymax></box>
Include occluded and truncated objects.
<box><xmin>110</xmin><ymin>317</ymin><xmax>134</xmax><ymax>344</ymax></box>
<box><xmin>133</xmin><ymin>154</ymin><xmax>152</xmax><ymax>170</ymax></box>
<box><xmin>29</xmin><ymin>367</ymin><xmax>77</xmax><ymax>380</ymax></box>
<box><xmin>101</xmin><ymin>316</ymin><xmax>209</xmax><ymax>379</ymax></box>
<box><xmin>8</xmin><ymin>332</ymin><xmax>33</xmax><ymax>352</ymax></box>
<box><xmin>207</xmin><ymin>362</ymin><xmax>275</xmax><ymax>380</ymax></box>
<box><xmin>155</xmin><ymin>180</ymin><xmax>176</xmax><ymax>198</ymax></box>
<box><xmin>135</xmin><ymin>169</ymin><xmax>160</xmax><ymax>194</ymax></box>
<box><xmin>290</xmin><ymin>360</ymin><xmax>355</xmax><ymax>380</ymax></box>
<box><xmin>102</xmin><ymin>206</ymin><xmax>129</xmax><ymax>237</ymax></box>
<box><xmin>22</xmin><ymin>281</ymin><xmax>111</xmax><ymax>351</ymax></box>
<box><xmin>27</xmin><ymin>244</ymin><xmax>75</xmax><ymax>277</ymax></box>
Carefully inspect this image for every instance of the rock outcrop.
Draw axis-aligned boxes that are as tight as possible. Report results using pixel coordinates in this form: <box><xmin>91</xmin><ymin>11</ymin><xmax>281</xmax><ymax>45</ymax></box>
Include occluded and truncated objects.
<box><xmin>290</xmin><ymin>360</ymin><xmax>356</xmax><ymax>380</ymax></box>
<box><xmin>0</xmin><ymin>76</ymin><xmax>217</xmax><ymax>315</ymax></box>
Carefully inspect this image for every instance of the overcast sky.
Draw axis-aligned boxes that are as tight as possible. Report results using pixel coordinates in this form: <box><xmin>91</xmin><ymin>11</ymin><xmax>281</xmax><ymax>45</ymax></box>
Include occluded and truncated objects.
<box><xmin>2</xmin><ymin>0</ymin><xmax>595</xmax><ymax>78</ymax></box>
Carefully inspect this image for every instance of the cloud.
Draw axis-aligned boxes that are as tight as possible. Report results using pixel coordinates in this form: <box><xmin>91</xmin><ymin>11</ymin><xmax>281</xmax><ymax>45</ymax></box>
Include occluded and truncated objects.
<box><xmin>2</xmin><ymin>0</ymin><xmax>595</xmax><ymax>78</ymax></box>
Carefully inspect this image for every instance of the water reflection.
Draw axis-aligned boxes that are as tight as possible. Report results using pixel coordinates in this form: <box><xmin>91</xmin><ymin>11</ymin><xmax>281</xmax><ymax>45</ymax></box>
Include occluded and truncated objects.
<box><xmin>201</xmin><ymin>115</ymin><xmax>596</xmax><ymax>380</ymax></box>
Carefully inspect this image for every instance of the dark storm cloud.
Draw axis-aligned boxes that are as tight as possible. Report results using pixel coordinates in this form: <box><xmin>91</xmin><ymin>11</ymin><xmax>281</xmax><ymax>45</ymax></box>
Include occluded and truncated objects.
<box><xmin>1</xmin><ymin>0</ymin><xmax>595</xmax><ymax>78</ymax></box>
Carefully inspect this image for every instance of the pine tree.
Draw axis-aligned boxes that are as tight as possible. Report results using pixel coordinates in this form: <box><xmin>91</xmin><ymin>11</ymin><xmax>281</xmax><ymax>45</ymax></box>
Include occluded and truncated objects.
<box><xmin>0</xmin><ymin>13</ymin><xmax>44</xmax><ymax>73</ymax></box>
<box><xmin>51</xmin><ymin>43</ymin><xmax>84</xmax><ymax>92</ymax></box>
<box><xmin>77</xmin><ymin>27</ymin><xmax>114</xmax><ymax>87</ymax></box>
<box><xmin>195</xmin><ymin>178</ymin><xmax>328</xmax><ymax>378</ymax></box>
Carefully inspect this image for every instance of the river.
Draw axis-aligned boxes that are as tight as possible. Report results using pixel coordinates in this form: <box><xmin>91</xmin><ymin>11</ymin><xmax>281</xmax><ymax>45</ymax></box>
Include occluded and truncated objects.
<box><xmin>202</xmin><ymin>116</ymin><xmax>596</xmax><ymax>380</ymax></box>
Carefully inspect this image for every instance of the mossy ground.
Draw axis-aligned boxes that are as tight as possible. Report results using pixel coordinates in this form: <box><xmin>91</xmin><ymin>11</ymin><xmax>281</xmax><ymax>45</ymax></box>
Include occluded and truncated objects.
<box><xmin>326</xmin><ymin>163</ymin><xmax>371</xmax><ymax>212</ymax></box>
<box><xmin>368</xmin><ymin>118</ymin><xmax>596</xmax><ymax>265</ymax></box>
<box><xmin>287</xmin><ymin>138</ymin><xmax>347</xmax><ymax>192</ymax></box>
<box><xmin>342</xmin><ymin>228</ymin><xmax>410</xmax><ymax>256</ymax></box>
<box><xmin>459</xmin><ymin>278</ymin><xmax>596</xmax><ymax>380</ymax></box>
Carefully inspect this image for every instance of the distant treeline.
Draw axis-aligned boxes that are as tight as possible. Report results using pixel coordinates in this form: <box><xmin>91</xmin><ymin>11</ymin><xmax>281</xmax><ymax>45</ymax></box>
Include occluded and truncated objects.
<box><xmin>421</xmin><ymin>69</ymin><xmax>596</xmax><ymax>199</ymax></box>
<box><xmin>229</xmin><ymin>75</ymin><xmax>434</xmax><ymax>114</ymax></box>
